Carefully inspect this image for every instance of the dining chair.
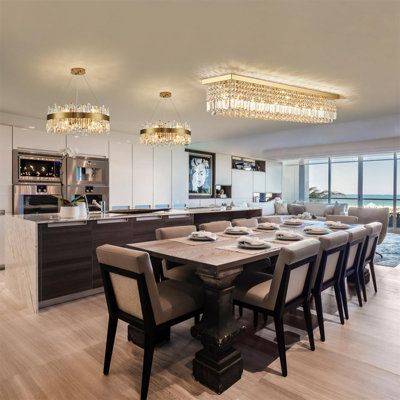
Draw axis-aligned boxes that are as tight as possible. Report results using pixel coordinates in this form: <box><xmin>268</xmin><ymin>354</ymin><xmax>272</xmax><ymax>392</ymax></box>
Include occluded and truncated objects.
<box><xmin>340</xmin><ymin>226</ymin><xmax>368</xmax><ymax>319</ymax></box>
<box><xmin>231</xmin><ymin>218</ymin><xmax>258</xmax><ymax>228</ymax></box>
<box><xmin>325</xmin><ymin>215</ymin><xmax>359</xmax><ymax>224</ymax></box>
<box><xmin>155</xmin><ymin>225</ymin><xmax>200</xmax><ymax>284</ymax></box>
<box><xmin>258</xmin><ymin>216</ymin><xmax>282</xmax><ymax>224</ymax></box>
<box><xmin>96</xmin><ymin>244</ymin><xmax>203</xmax><ymax>400</ymax></box>
<box><xmin>312</xmin><ymin>231</ymin><xmax>349</xmax><ymax>341</ymax></box>
<box><xmin>198</xmin><ymin>220</ymin><xmax>232</xmax><ymax>232</ymax></box>
<box><xmin>359</xmin><ymin>222</ymin><xmax>382</xmax><ymax>301</ymax></box>
<box><xmin>233</xmin><ymin>239</ymin><xmax>320</xmax><ymax>377</ymax></box>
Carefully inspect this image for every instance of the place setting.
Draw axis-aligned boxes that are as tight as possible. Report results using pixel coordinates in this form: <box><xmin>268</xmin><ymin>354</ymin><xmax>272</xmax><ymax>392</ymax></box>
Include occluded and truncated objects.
<box><xmin>217</xmin><ymin>235</ymin><xmax>275</xmax><ymax>255</ymax></box>
<box><xmin>270</xmin><ymin>230</ymin><xmax>304</xmax><ymax>244</ymax></box>
<box><xmin>219</xmin><ymin>226</ymin><xmax>254</xmax><ymax>237</ymax></box>
<box><xmin>256</xmin><ymin>222</ymin><xmax>280</xmax><ymax>231</ymax></box>
<box><xmin>281</xmin><ymin>218</ymin><xmax>304</xmax><ymax>227</ymax></box>
<box><xmin>325</xmin><ymin>220</ymin><xmax>351</xmax><ymax>230</ymax></box>
<box><xmin>303</xmin><ymin>225</ymin><xmax>332</xmax><ymax>236</ymax></box>
<box><xmin>170</xmin><ymin>230</ymin><xmax>222</xmax><ymax>245</ymax></box>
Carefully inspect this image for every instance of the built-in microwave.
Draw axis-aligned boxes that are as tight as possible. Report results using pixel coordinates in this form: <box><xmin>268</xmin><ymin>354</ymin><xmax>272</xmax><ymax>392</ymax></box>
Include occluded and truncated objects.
<box><xmin>66</xmin><ymin>156</ymin><xmax>109</xmax><ymax>187</ymax></box>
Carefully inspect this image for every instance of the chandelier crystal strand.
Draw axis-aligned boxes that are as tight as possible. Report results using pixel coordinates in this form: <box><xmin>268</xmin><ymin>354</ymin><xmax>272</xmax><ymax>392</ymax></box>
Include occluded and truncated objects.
<box><xmin>202</xmin><ymin>74</ymin><xmax>339</xmax><ymax>123</ymax></box>
<box><xmin>140</xmin><ymin>92</ymin><xmax>191</xmax><ymax>146</ymax></box>
<box><xmin>46</xmin><ymin>68</ymin><xmax>110</xmax><ymax>135</ymax></box>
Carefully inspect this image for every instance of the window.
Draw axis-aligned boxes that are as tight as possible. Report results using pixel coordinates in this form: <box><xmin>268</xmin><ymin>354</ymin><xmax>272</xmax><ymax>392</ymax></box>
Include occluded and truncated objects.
<box><xmin>307</xmin><ymin>159</ymin><xmax>329</xmax><ymax>203</ymax></box>
<box><xmin>331</xmin><ymin>157</ymin><xmax>358</xmax><ymax>207</ymax></box>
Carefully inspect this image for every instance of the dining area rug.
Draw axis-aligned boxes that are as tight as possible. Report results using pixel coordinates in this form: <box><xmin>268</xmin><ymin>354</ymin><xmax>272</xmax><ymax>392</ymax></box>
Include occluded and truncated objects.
<box><xmin>375</xmin><ymin>233</ymin><xmax>400</xmax><ymax>267</ymax></box>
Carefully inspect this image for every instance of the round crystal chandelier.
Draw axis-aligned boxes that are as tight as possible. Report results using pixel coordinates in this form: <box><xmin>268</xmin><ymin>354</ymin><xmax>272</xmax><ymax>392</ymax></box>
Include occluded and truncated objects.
<box><xmin>46</xmin><ymin>67</ymin><xmax>110</xmax><ymax>135</ymax></box>
<box><xmin>140</xmin><ymin>91</ymin><xmax>191</xmax><ymax>146</ymax></box>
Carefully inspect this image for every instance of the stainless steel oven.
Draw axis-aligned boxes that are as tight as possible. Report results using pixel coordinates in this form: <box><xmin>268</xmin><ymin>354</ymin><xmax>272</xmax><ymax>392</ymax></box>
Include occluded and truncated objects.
<box><xmin>13</xmin><ymin>184</ymin><xmax>62</xmax><ymax>215</ymax></box>
<box><xmin>66</xmin><ymin>156</ymin><xmax>109</xmax><ymax>187</ymax></box>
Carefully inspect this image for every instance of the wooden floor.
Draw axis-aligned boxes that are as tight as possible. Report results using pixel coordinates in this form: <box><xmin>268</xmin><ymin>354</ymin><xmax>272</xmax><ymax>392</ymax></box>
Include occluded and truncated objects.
<box><xmin>1</xmin><ymin>265</ymin><xmax>400</xmax><ymax>400</ymax></box>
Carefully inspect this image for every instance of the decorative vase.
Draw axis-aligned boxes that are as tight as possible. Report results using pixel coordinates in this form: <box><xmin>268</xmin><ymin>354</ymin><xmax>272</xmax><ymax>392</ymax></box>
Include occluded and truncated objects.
<box><xmin>59</xmin><ymin>206</ymin><xmax>80</xmax><ymax>219</ymax></box>
<box><xmin>77</xmin><ymin>202</ymin><xmax>88</xmax><ymax>217</ymax></box>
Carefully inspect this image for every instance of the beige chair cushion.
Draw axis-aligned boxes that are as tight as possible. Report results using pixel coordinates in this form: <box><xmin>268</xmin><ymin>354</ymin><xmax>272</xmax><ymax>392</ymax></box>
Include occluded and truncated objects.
<box><xmin>199</xmin><ymin>220</ymin><xmax>232</xmax><ymax>232</ymax></box>
<box><xmin>345</xmin><ymin>226</ymin><xmax>367</xmax><ymax>269</ymax></box>
<box><xmin>234</xmin><ymin>239</ymin><xmax>320</xmax><ymax>311</ymax></box>
<box><xmin>231</xmin><ymin>218</ymin><xmax>258</xmax><ymax>228</ymax></box>
<box><xmin>96</xmin><ymin>244</ymin><xmax>203</xmax><ymax>325</ymax></box>
<box><xmin>364</xmin><ymin>222</ymin><xmax>382</xmax><ymax>260</ymax></box>
<box><xmin>326</xmin><ymin>215</ymin><xmax>359</xmax><ymax>224</ymax></box>
<box><xmin>258</xmin><ymin>216</ymin><xmax>282</xmax><ymax>224</ymax></box>
<box><xmin>155</xmin><ymin>225</ymin><xmax>197</xmax><ymax>240</ymax></box>
<box><xmin>348</xmin><ymin>207</ymin><xmax>389</xmax><ymax>244</ymax></box>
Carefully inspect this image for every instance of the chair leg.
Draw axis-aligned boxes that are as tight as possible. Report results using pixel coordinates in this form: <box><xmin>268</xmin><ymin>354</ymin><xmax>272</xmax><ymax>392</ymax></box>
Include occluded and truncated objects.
<box><xmin>370</xmin><ymin>261</ymin><xmax>378</xmax><ymax>293</ymax></box>
<box><xmin>263</xmin><ymin>311</ymin><xmax>268</xmax><ymax>324</ymax></box>
<box><xmin>334</xmin><ymin>284</ymin><xmax>345</xmax><ymax>325</ymax></box>
<box><xmin>141</xmin><ymin>335</ymin><xmax>155</xmax><ymax>400</ymax></box>
<box><xmin>303</xmin><ymin>301</ymin><xmax>315</xmax><ymax>351</ymax></box>
<box><xmin>194</xmin><ymin>314</ymin><xmax>200</xmax><ymax>324</ymax></box>
<box><xmin>239</xmin><ymin>305</ymin><xmax>243</xmax><ymax>317</ymax></box>
<box><xmin>354</xmin><ymin>272</ymin><xmax>363</xmax><ymax>308</ymax></box>
<box><xmin>340</xmin><ymin>278</ymin><xmax>349</xmax><ymax>320</ymax></box>
<box><xmin>375</xmin><ymin>251</ymin><xmax>383</xmax><ymax>258</ymax></box>
<box><xmin>103</xmin><ymin>316</ymin><xmax>118</xmax><ymax>375</ymax></box>
<box><xmin>273</xmin><ymin>317</ymin><xmax>287</xmax><ymax>377</ymax></box>
<box><xmin>253</xmin><ymin>311</ymin><xmax>259</xmax><ymax>328</ymax></box>
<box><xmin>360</xmin><ymin>267</ymin><xmax>367</xmax><ymax>303</ymax></box>
<box><xmin>313</xmin><ymin>292</ymin><xmax>325</xmax><ymax>342</ymax></box>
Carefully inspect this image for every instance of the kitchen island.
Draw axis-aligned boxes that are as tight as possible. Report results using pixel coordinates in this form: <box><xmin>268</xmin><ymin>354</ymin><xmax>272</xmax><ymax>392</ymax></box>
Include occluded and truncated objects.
<box><xmin>5</xmin><ymin>207</ymin><xmax>262</xmax><ymax>312</ymax></box>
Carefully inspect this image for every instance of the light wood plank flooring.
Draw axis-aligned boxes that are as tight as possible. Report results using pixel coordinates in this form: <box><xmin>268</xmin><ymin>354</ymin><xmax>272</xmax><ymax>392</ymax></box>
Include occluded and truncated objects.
<box><xmin>1</xmin><ymin>265</ymin><xmax>399</xmax><ymax>400</ymax></box>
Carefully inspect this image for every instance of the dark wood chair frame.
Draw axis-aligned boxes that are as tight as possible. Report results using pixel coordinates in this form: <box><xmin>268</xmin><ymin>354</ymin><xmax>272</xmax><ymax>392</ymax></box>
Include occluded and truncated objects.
<box><xmin>312</xmin><ymin>243</ymin><xmax>347</xmax><ymax>342</ymax></box>
<box><xmin>359</xmin><ymin>234</ymin><xmax>379</xmax><ymax>302</ymax></box>
<box><xmin>100</xmin><ymin>263</ymin><xmax>202</xmax><ymax>400</ymax></box>
<box><xmin>340</xmin><ymin>237</ymin><xmax>365</xmax><ymax>319</ymax></box>
<box><xmin>234</xmin><ymin>254</ymin><xmax>317</xmax><ymax>377</ymax></box>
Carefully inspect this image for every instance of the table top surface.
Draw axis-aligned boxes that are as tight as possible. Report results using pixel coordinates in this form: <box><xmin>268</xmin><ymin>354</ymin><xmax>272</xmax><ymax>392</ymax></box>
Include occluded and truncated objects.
<box><xmin>127</xmin><ymin>220</ymin><xmax>359</xmax><ymax>274</ymax></box>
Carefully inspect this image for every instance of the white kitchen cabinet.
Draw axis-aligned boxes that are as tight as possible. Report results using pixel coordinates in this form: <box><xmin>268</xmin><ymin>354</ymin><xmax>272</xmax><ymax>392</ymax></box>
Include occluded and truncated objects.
<box><xmin>215</xmin><ymin>153</ymin><xmax>232</xmax><ymax>185</ymax></box>
<box><xmin>66</xmin><ymin>135</ymin><xmax>108</xmax><ymax>157</ymax></box>
<box><xmin>132</xmin><ymin>143</ymin><xmax>153</xmax><ymax>207</ymax></box>
<box><xmin>109</xmin><ymin>141</ymin><xmax>133</xmax><ymax>209</ymax></box>
<box><xmin>171</xmin><ymin>147</ymin><xmax>188</xmax><ymax>207</ymax></box>
<box><xmin>153</xmin><ymin>147</ymin><xmax>172</xmax><ymax>207</ymax></box>
<box><xmin>267</xmin><ymin>162</ymin><xmax>283</xmax><ymax>193</ymax></box>
<box><xmin>232</xmin><ymin>169</ymin><xmax>253</xmax><ymax>203</ymax></box>
<box><xmin>13</xmin><ymin>127</ymin><xmax>66</xmax><ymax>152</ymax></box>
<box><xmin>0</xmin><ymin>125</ymin><xmax>12</xmax><ymax>213</ymax></box>
<box><xmin>253</xmin><ymin>171</ymin><xmax>266</xmax><ymax>193</ymax></box>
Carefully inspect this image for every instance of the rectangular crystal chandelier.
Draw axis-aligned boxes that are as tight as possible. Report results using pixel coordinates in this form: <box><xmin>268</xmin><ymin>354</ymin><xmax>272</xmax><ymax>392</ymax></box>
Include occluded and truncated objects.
<box><xmin>201</xmin><ymin>74</ymin><xmax>340</xmax><ymax>123</ymax></box>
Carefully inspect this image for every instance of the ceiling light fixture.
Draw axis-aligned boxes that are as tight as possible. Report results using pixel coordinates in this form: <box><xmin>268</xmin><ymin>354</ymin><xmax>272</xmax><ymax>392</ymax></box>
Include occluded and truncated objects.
<box><xmin>140</xmin><ymin>91</ymin><xmax>191</xmax><ymax>146</ymax></box>
<box><xmin>201</xmin><ymin>74</ymin><xmax>340</xmax><ymax>124</ymax></box>
<box><xmin>46</xmin><ymin>67</ymin><xmax>110</xmax><ymax>135</ymax></box>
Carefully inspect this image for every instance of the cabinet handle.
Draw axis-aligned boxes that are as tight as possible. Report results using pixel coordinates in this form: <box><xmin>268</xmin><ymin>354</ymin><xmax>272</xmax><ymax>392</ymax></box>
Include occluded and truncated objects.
<box><xmin>48</xmin><ymin>221</ymin><xmax>87</xmax><ymax>228</ymax></box>
<box><xmin>136</xmin><ymin>216</ymin><xmax>162</xmax><ymax>221</ymax></box>
<box><xmin>97</xmin><ymin>219</ymin><xmax>129</xmax><ymax>224</ymax></box>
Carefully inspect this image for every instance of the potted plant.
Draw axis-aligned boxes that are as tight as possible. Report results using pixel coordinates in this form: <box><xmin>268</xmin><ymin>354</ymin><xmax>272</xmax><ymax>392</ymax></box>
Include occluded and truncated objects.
<box><xmin>59</xmin><ymin>195</ymin><xmax>87</xmax><ymax>219</ymax></box>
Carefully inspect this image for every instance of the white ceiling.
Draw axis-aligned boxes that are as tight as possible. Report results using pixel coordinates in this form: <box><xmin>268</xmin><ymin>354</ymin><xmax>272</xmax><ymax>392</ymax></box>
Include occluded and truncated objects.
<box><xmin>0</xmin><ymin>0</ymin><xmax>399</xmax><ymax>145</ymax></box>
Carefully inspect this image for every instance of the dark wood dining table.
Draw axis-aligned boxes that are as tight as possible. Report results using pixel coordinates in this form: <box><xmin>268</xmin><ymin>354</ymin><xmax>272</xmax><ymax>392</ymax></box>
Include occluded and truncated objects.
<box><xmin>127</xmin><ymin>220</ymin><xmax>355</xmax><ymax>394</ymax></box>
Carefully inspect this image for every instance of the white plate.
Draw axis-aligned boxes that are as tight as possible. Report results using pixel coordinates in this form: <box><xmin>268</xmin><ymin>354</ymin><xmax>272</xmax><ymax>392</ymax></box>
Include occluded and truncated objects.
<box><xmin>238</xmin><ymin>242</ymin><xmax>271</xmax><ymax>249</ymax></box>
<box><xmin>283</xmin><ymin>221</ymin><xmax>303</xmax><ymax>226</ymax></box>
<box><xmin>328</xmin><ymin>225</ymin><xmax>350</xmax><ymax>230</ymax></box>
<box><xmin>275</xmin><ymin>234</ymin><xmax>303</xmax><ymax>241</ymax></box>
<box><xmin>225</xmin><ymin>230</ymin><xmax>250</xmax><ymax>235</ymax></box>
<box><xmin>257</xmin><ymin>225</ymin><xmax>279</xmax><ymax>230</ymax></box>
<box><xmin>189</xmin><ymin>235</ymin><xmax>217</xmax><ymax>241</ymax></box>
<box><xmin>304</xmin><ymin>230</ymin><xmax>330</xmax><ymax>235</ymax></box>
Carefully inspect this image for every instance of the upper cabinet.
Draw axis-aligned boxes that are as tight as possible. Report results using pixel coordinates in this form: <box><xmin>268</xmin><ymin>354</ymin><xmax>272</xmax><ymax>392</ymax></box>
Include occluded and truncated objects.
<box><xmin>13</xmin><ymin>127</ymin><xmax>66</xmax><ymax>152</ymax></box>
<box><xmin>0</xmin><ymin>125</ymin><xmax>12</xmax><ymax>213</ymax></box>
<box><xmin>109</xmin><ymin>141</ymin><xmax>133</xmax><ymax>209</ymax></box>
<box><xmin>231</xmin><ymin>169</ymin><xmax>253</xmax><ymax>203</ymax></box>
<box><xmin>132</xmin><ymin>143</ymin><xmax>153</xmax><ymax>207</ymax></box>
<box><xmin>266</xmin><ymin>162</ymin><xmax>283</xmax><ymax>193</ymax></box>
<box><xmin>253</xmin><ymin>171</ymin><xmax>266</xmax><ymax>193</ymax></box>
<box><xmin>66</xmin><ymin>135</ymin><xmax>108</xmax><ymax>157</ymax></box>
<box><xmin>171</xmin><ymin>147</ymin><xmax>188</xmax><ymax>207</ymax></box>
<box><xmin>153</xmin><ymin>147</ymin><xmax>172</xmax><ymax>207</ymax></box>
<box><xmin>215</xmin><ymin>153</ymin><xmax>232</xmax><ymax>185</ymax></box>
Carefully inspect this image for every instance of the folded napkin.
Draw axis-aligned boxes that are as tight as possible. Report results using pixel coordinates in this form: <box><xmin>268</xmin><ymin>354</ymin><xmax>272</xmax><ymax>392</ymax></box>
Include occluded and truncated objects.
<box><xmin>189</xmin><ymin>230</ymin><xmax>218</xmax><ymax>240</ymax></box>
<box><xmin>297</xmin><ymin>212</ymin><xmax>312</xmax><ymax>220</ymax></box>
<box><xmin>325</xmin><ymin>221</ymin><xmax>350</xmax><ymax>228</ymax></box>
<box><xmin>237</xmin><ymin>236</ymin><xmax>270</xmax><ymax>247</ymax></box>
<box><xmin>275</xmin><ymin>230</ymin><xmax>303</xmax><ymax>240</ymax></box>
<box><xmin>225</xmin><ymin>226</ymin><xmax>252</xmax><ymax>234</ymax></box>
<box><xmin>304</xmin><ymin>225</ymin><xmax>330</xmax><ymax>234</ymax></box>
<box><xmin>258</xmin><ymin>222</ymin><xmax>280</xmax><ymax>230</ymax></box>
<box><xmin>284</xmin><ymin>218</ymin><xmax>304</xmax><ymax>225</ymax></box>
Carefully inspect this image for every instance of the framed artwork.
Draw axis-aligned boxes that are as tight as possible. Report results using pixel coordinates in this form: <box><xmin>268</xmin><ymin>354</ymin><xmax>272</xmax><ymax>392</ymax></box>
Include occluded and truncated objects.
<box><xmin>187</xmin><ymin>150</ymin><xmax>215</xmax><ymax>198</ymax></box>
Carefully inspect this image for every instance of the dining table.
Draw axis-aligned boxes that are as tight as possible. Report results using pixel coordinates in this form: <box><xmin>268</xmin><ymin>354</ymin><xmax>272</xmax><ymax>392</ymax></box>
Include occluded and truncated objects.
<box><xmin>127</xmin><ymin>219</ymin><xmax>357</xmax><ymax>394</ymax></box>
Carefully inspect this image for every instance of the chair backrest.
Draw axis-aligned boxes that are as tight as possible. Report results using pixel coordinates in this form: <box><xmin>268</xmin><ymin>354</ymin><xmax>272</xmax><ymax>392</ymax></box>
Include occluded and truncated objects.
<box><xmin>344</xmin><ymin>226</ymin><xmax>368</xmax><ymax>271</ymax></box>
<box><xmin>314</xmin><ymin>231</ymin><xmax>349</xmax><ymax>290</ymax></box>
<box><xmin>325</xmin><ymin>215</ymin><xmax>359</xmax><ymax>224</ymax></box>
<box><xmin>348</xmin><ymin>207</ymin><xmax>389</xmax><ymax>244</ymax></box>
<box><xmin>265</xmin><ymin>239</ymin><xmax>320</xmax><ymax>315</ymax></box>
<box><xmin>96</xmin><ymin>244</ymin><xmax>163</xmax><ymax>326</ymax></box>
<box><xmin>155</xmin><ymin>225</ymin><xmax>197</xmax><ymax>240</ymax></box>
<box><xmin>362</xmin><ymin>222</ymin><xmax>382</xmax><ymax>263</ymax></box>
<box><xmin>199</xmin><ymin>220</ymin><xmax>232</xmax><ymax>232</ymax></box>
<box><xmin>258</xmin><ymin>216</ymin><xmax>282</xmax><ymax>224</ymax></box>
<box><xmin>231</xmin><ymin>218</ymin><xmax>258</xmax><ymax>228</ymax></box>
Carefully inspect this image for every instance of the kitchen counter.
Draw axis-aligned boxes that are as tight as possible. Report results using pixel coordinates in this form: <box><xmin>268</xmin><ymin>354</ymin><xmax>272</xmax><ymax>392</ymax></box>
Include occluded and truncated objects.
<box><xmin>5</xmin><ymin>207</ymin><xmax>262</xmax><ymax>312</ymax></box>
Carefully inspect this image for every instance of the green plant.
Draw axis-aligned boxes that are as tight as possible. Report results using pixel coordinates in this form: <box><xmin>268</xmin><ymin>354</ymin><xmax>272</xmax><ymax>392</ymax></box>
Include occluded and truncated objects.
<box><xmin>59</xmin><ymin>195</ymin><xmax>86</xmax><ymax>207</ymax></box>
<box><xmin>309</xmin><ymin>187</ymin><xmax>345</xmax><ymax>200</ymax></box>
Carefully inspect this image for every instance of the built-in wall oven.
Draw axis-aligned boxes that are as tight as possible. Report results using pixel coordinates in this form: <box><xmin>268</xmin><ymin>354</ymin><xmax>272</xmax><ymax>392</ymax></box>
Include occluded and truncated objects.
<box><xmin>13</xmin><ymin>150</ymin><xmax>65</xmax><ymax>215</ymax></box>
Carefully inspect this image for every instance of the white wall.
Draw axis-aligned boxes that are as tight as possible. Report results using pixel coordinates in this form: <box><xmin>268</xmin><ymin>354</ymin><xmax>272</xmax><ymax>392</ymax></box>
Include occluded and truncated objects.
<box><xmin>282</xmin><ymin>162</ymin><xmax>299</xmax><ymax>203</ymax></box>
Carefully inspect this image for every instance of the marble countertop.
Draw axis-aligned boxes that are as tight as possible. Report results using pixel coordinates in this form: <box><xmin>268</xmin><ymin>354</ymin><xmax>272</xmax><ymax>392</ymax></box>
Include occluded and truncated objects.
<box><xmin>9</xmin><ymin>207</ymin><xmax>262</xmax><ymax>224</ymax></box>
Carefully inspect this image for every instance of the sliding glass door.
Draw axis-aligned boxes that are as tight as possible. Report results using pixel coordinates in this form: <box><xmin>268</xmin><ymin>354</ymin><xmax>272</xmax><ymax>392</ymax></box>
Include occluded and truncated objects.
<box><xmin>330</xmin><ymin>156</ymin><xmax>358</xmax><ymax>207</ymax></box>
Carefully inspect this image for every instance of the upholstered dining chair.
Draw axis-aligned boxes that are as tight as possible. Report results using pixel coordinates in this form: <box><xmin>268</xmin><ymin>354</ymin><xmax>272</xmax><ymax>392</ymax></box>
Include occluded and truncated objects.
<box><xmin>96</xmin><ymin>245</ymin><xmax>203</xmax><ymax>400</ymax></box>
<box><xmin>233</xmin><ymin>239</ymin><xmax>320</xmax><ymax>377</ymax></box>
<box><xmin>325</xmin><ymin>215</ymin><xmax>359</xmax><ymax>224</ymax></box>
<box><xmin>340</xmin><ymin>226</ymin><xmax>368</xmax><ymax>319</ymax></box>
<box><xmin>155</xmin><ymin>225</ymin><xmax>199</xmax><ymax>283</ymax></box>
<box><xmin>258</xmin><ymin>216</ymin><xmax>282</xmax><ymax>224</ymax></box>
<box><xmin>231</xmin><ymin>218</ymin><xmax>259</xmax><ymax>228</ymax></box>
<box><xmin>359</xmin><ymin>222</ymin><xmax>382</xmax><ymax>301</ymax></box>
<box><xmin>312</xmin><ymin>231</ymin><xmax>349</xmax><ymax>341</ymax></box>
<box><xmin>199</xmin><ymin>220</ymin><xmax>232</xmax><ymax>232</ymax></box>
<box><xmin>348</xmin><ymin>207</ymin><xmax>389</xmax><ymax>256</ymax></box>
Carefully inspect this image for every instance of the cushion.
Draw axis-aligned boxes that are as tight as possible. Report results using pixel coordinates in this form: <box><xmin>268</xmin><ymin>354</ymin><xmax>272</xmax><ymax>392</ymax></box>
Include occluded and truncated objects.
<box><xmin>262</xmin><ymin>200</ymin><xmax>276</xmax><ymax>216</ymax></box>
<box><xmin>275</xmin><ymin>200</ymin><xmax>289</xmax><ymax>215</ymax></box>
<box><xmin>333</xmin><ymin>201</ymin><xmax>348</xmax><ymax>215</ymax></box>
<box><xmin>163</xmin><ymin>262</ymin><xmax>201</xmax><ymax>284</ymax></box>
<box><xmin>287</xmin><ymin>203</ymin><xmax>306</xmax><ymax>215</ymax></box>
<box><xmin>304</xmin><ymin>202</ymin><xmax>328</xmax><ymax>217</ymax></box>
<box><xmin>324</xmin><ymin>204</ymin><xmax>335</xmax><ymax>216</ymax></box>
<box><xmin>234</xmin><ymin>273</ymin><xmax>273</xmax><ymax>307</ymax></box>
